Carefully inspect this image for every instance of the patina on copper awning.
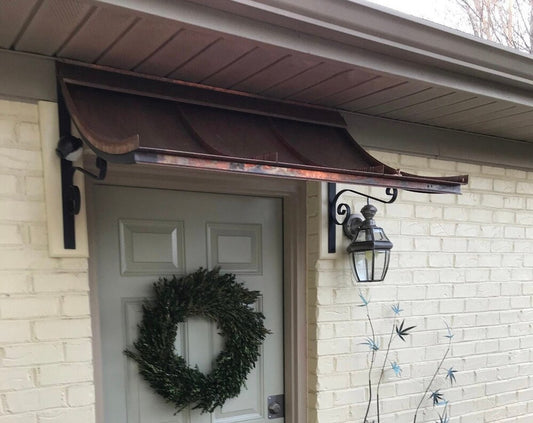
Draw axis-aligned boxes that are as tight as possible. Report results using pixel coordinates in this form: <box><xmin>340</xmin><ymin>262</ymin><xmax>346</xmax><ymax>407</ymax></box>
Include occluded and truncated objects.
<box><xmin>57</xmin><ymin>62</ymin><xmax>467</xmax><ymax>194</ymax></box>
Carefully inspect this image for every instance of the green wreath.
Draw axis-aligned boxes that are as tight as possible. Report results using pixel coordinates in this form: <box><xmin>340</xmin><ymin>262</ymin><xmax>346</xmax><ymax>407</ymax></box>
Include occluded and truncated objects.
<box><xmin>124</xmin><ymin>267</ymin><xmax>270</xmax><ymax>414</ymax></box>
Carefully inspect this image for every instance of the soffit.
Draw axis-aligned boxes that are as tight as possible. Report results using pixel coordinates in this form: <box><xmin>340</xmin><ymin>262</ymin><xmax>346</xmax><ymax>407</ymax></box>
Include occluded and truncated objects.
<box><xmin>2</xmin><ymin>0</ymin><xmax>533</xmax><ymax>144</ymax></box>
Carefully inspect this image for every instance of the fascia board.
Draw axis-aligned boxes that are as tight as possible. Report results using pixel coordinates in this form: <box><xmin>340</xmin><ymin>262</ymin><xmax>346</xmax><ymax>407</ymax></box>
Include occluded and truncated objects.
<box><xmin>237</xmin><ymin>0</ymin><xmax>533</xmax><ymax>79</ymax></box>
<box><xmin>0</xmin><ymin>50</ymin><xmax>56</xmax><ymax>101</ymax></box>
<box><xmin>94</xmin><ymin>0</ymin><xmax>533</xmax><ymax>103</ymax></box>
<box><xmin>343</xmin><ymin>111</ymin><xmax>533</xmax><ymax>171</ymax></box>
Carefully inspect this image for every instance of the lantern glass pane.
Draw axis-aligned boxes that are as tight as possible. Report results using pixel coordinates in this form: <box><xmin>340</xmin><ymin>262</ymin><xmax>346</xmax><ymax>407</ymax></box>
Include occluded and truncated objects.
<box><xmin>355</xmin><ymin>228</ymin><xmax>369</xmax><ymax>242</ymax></box>
<box><xmin>373</xmin><ymin>249</ymin><xmax>389</xmax><ymax>281</ymax></box>
<box><xmin>373</xmin><ymin>227</ymin><xmax>387</xmax><ymax>241</ymax></box>
<box><xmin>383</xmin><ymin>249</ymin><xmax>390</xmax><ymax>279</ymax></box>
<box><xmin>352</xmin><ymin>250</ymin><xmax>374</xmax><ymax>282</ymax></box>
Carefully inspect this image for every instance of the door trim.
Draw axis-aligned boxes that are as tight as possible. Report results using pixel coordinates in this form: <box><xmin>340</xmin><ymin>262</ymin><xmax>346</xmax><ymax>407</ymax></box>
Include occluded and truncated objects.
<box><xmin>86</xmin><ymin>163</ymin><xmax>307</xmax><ymax>423</ymax></box>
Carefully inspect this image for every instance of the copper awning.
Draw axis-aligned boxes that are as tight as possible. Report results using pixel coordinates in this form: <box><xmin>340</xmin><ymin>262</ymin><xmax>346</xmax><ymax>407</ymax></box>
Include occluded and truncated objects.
<box><xmin>57</xmin><ymin>62</ymin><xmax>467</xmax><ymax>194</ymax></box>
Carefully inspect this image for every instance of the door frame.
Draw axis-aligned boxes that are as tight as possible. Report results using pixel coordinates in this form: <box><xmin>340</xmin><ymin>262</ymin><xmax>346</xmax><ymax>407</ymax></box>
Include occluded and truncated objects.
<box><xmin>86</xmin><ymin>162</ymin><xmax>307</xmax><ymax>423</ymax></box>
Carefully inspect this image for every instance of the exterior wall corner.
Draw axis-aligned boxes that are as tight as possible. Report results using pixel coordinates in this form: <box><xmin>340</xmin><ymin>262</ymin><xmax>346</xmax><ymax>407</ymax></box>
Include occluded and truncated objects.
<box><xmin>0</xmin><ymin>97</ymin><xmax>95</xmax><ymax>423</ymax></box>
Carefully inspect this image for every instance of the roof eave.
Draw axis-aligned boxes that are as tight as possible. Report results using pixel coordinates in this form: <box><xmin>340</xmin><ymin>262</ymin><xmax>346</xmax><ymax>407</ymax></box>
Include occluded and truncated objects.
<box><xmin>96</xmin><ymin>0</ymin><xmax>533</xmax><ymax>96</ymax></box>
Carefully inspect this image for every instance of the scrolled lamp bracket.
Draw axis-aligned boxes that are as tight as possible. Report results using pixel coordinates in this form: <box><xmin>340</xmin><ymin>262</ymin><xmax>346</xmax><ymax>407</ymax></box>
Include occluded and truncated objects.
<box><xmin>56</xmin><ymin>135</ymin><xmax>107</xmax><ymax>249</ymax></box>
<box><xmin>328</xmin><ymin>183</ymin><xmax>397</xmax><ymax>282</ymax></box>
<box><xmin>330</xmin><ymin>186</ymin><xmax>397</xmax><ymax>238</ymax></box>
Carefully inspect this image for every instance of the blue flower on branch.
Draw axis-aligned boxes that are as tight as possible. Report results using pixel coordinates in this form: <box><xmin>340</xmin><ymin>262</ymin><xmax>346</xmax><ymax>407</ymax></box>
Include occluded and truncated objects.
<box><xmin>358</xmin><ymin>293</ymin><xmax>369</xmax><ymax>307</ymax></box>
<box><xmin>444</xmin><ymin>320</ymin><xmax>454</xmax><ymax>339</ymax></box>
<box><xmin>429</xmin><ymin>390</ymin><xmax>444</xmax><ymax>406</ymax></box>
<box><xmin>446</xmin><ymin>367</ymin><xmax>457</xmax><ymax>385</ymax></box>
<box><xmin>391</xmin><ymin>303</ymin><xmax>403</xmax><ymax>315</ymax></box>
<box><xmin>391</xmin><ymin>361</ymin><xmax>402</xmax><ymax>377</ymax></box>
<box><xmin>362</xmin><ymin>337</ymin><xmax>379</xmax><ymax>351</ymax></box>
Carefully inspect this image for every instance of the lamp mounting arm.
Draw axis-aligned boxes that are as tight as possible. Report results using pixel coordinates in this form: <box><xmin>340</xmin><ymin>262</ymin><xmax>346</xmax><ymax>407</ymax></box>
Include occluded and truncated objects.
<box><xmin>328</xmin><ymin>183</ymin><xmax>397</xmax><ymax>253</ymax></box>
<box><xmin>330</xmin><ymin>187</ymin><xmax>398</xmax><ymax>226</ymax></box>
<box><xmin>73</xmin><ymin>156</ymin><xmax>107</xmax><ymax>180</ymax></box>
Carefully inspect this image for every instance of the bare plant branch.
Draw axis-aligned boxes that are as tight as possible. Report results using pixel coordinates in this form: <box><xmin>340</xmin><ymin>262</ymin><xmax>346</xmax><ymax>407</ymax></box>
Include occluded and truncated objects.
<box><xmin>375</xmin><ymin>319</ymin><xmax>397</xmax><ymax>422</ymax></box>
<box><xmin>454</xmin><ymin>0</ymin><xmax>532</xmax><ymax>53</ymax></box>
<box><xmin>363</xmin><ymin>302</ymin><xmax>377</xmax><ymax>423</ymax></box>
<box><xmin>412</xmin><ymin>337</ymin><xmax>452</xmax><ymax>423</ymax></box>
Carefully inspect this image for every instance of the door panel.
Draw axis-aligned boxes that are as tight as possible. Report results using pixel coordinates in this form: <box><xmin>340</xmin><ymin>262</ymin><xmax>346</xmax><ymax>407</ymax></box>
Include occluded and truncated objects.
<box><xmin>118</xmin><ymin>219</ymin><xmax>186</xmax><ymax>275</ymax></box>
<box><xmin>93</xmin><ymin>185</ymin><xmax>283</xmax><ymax>423</ymax></box>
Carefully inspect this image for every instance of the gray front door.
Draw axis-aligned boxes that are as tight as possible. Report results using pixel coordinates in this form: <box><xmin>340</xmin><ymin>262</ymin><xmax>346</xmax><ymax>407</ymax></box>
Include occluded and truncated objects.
<box><xmin>93</xmin><ymin>185</ymin><xmax>284</xmax><ymax>423</ymax></box>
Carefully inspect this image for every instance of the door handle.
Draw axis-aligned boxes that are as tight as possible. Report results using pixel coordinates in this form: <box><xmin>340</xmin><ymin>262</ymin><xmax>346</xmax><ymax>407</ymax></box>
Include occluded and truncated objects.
<box><xmin>267</xmin><ymin>394</ymin><xmax>284</xmax><ymax>419</ymax></box>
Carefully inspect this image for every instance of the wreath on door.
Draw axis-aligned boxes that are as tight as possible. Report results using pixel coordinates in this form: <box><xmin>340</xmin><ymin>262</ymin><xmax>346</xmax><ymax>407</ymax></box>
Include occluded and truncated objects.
<box><xmin>124</xmin><ymin>267</ymin><xmax>270</xmax><ymax>413</ymax></box>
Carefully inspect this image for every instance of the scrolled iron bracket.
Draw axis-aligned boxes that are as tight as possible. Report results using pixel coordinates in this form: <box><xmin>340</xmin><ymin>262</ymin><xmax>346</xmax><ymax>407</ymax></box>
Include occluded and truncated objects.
<box><xmin>328</xmin><ymin>182</ymin><xmax>398</xmax><ymax>253</ymax></box>
<box><xmin>57</xmin><ymin>84</ymin><xmax>107</xmax><ymax>250</ymax></box>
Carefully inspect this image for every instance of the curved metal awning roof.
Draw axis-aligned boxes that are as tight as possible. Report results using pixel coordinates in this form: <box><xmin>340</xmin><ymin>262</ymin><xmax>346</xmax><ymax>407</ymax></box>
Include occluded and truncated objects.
<box><xmin>58</xmin><ymin>62</ymin><xmax>467</xmax><ymax>194</ymax></box>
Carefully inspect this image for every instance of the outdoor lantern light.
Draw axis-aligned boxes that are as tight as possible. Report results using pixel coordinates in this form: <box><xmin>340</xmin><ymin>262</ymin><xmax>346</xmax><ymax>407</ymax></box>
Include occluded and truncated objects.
<box><xmin>328</xmin><ymin>183</ymin><xmax>396</xmax><ymax>282</ymax></box>
<box><xmin>345</xmin><ymin>203</ymin><xmax>393</xmax><ymax>282</ymax></box>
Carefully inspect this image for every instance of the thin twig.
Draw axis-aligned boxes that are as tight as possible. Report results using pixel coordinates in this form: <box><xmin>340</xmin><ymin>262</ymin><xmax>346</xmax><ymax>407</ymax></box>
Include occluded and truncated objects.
<box><xmin>375</xmin><ymin>320</ymin><xmax>396</xmax><ymax>422</ymax></box>
<box><xmin>413</xmin><ymin>338</ymin><xmax>451</xmax><ymax>423</ymax></box>
<box><xmin>363</xmin><ymin>305</ymin><xmax>376</xmax><ymax>423</ymax></box>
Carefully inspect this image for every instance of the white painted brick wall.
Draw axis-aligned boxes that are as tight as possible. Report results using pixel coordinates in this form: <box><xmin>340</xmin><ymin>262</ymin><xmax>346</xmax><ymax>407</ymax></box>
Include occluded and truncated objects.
<box><xmin>4</xmin><ymin>96</ymin><xmax>532</xmax><ymax>422</ymax></box>
<box><xmin>308</xmin><ymin>151</ymin><xmax>533</xmax><ymax>422</ymax></box>
<box><xmin>0</xmin><ymin>99</ymin><xmax>95</xmax><ymax>423</ymax></box>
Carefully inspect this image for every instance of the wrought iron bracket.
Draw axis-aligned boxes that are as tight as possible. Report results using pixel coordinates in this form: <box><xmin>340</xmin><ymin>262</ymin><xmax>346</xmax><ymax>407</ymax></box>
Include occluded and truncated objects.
<box><xmin>328</xmin><ymin>182</ymin><xmax>398</xmax><ymax>253</ymax></box>
<box><xmin>59</xmin><ymin>154</ymin><xmax>107</xmax><ymax>249</ymax></box>
<box><xmin>58</xmin><ymin>85</ymin><xmax>107</xmax><ymax>249</ymax></box>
